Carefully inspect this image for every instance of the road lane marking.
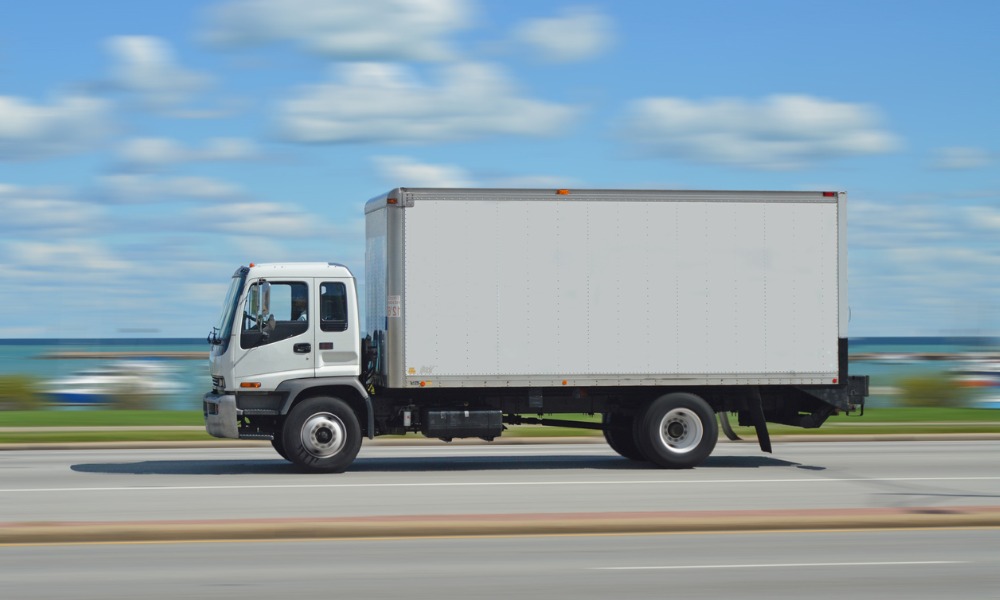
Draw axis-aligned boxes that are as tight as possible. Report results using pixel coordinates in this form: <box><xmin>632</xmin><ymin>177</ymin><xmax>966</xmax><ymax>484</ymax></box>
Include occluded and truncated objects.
<box><xmin>596</xmin><ymin>560</ymin><xmax>965</xmax><ymax>570</ymax></box>
<box><xmin>2</xmin><ymin>476</ymin><xmax>1000</xmax><ymax>494</ymax></box>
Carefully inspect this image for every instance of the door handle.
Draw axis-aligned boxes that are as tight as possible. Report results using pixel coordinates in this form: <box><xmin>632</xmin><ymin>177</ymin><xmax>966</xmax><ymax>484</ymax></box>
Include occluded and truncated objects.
<box><xmin>293</xmin><ymin>343</ymin><xmax>312</xmax><ymax>354</ymax></box>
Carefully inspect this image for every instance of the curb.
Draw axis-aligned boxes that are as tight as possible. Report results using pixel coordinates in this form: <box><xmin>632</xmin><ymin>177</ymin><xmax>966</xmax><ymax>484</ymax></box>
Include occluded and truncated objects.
<box><xmin>4</xmin><ymin>507</ymin><xmax>1000</xmax><ymax>545</ymax></box>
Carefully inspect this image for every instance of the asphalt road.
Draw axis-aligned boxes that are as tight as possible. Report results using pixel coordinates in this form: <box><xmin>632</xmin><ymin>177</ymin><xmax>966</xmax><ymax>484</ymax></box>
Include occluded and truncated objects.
<box><xmin>3</xmin><ymin>529</ymin><xmax>998</xmax><ymax>599</ymax></box>
<box><xmin>2</xmin><ymin>440</ymin><xmax>999</xmax><ymax>523</ymax></box>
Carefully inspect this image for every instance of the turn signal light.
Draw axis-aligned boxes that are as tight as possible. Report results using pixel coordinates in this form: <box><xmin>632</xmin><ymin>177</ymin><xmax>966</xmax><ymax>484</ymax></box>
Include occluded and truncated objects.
<box><xmin>240</xmin><ymin>382</ymin><xmax>262</xmax><ymax>389</ymax></box>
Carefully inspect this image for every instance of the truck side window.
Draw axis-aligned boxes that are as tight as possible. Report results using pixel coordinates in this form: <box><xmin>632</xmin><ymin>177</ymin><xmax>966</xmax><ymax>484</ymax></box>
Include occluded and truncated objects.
<box><xmin>320</xmin><ymin>282</ymin><xmax>349</xmax><ymax>332</ymax></box>
<box><xmin>241</xmin><ymin>281</ymin><xmax>309</xmax><ymax>348</ymax></box>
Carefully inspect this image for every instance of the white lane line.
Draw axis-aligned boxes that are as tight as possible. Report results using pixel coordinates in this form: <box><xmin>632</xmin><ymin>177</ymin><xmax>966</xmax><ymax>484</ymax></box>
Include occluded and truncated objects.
<box><xmin>596</xmin><ymin>560</ymin><xmax>965</xmax><ymax>570</ymax></box>
<box><xmin>2</xmin><ymin>476</ymin><xmax>1000</xmax><ymax>494</ymax></box>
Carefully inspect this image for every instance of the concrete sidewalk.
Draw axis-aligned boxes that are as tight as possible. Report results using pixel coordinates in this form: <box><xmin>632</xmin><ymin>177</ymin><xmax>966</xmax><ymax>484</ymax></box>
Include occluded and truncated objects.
<box><xmin>3</xmin><ymin>506</ymin><xmax>999</xmax><ymax>545</ymax></box>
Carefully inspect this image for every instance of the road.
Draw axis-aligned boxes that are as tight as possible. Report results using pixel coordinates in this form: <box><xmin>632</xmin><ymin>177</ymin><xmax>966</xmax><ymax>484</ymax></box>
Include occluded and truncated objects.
<box><xmin>3</xmin><ymin>529</ymin><xmax>999</xmax><ymax>599</ymax></box>
<box><xmin>2</xmin><ymin>440</ymin><xmax>999</xmax><ymax>523</ymax></box>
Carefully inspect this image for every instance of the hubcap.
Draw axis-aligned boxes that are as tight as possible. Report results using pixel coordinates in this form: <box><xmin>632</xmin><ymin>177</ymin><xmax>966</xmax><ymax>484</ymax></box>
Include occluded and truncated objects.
<box><xmin>300</xmin><ymin>412</ymin><xmax>346</xmax><ymax>458</ymax></box>
<box><xmin>657</xmin><ymin>407</ymin><xmax>703</xmax><ymax>454</ymax></box>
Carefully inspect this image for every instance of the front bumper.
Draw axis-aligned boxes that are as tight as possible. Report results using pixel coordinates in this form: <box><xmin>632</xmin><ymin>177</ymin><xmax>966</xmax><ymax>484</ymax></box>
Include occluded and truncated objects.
<box><xmin>203</xmin><ymin>392</ymin><xmax>239</xmax><ymax>439</ymax></box>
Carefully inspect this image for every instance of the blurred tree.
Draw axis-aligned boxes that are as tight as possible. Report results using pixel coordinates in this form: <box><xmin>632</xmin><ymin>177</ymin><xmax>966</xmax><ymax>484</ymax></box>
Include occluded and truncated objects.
<box><xmin>0</xmin><ymin>375</ymin><xmax>45</xmax><ymax>410</ymax></box>
<box><xmin>896</xmin><ymin>373</ymin><xmax>970</xmax><ymax>408</ymax></box>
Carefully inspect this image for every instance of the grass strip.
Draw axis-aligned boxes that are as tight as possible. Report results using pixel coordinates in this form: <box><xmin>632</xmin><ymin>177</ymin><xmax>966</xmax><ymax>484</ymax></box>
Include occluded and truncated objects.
<box><xmin>1</xmin><ymin>407</ymin><xmax>999</xmax><ymax>444</ymax></box>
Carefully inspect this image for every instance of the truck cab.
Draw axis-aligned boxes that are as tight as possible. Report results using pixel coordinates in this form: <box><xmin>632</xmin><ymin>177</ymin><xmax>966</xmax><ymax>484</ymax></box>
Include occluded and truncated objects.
<box><xmin>204</xmin><ymin>263</ymin><xmax>371</xmax><ymax>460</ymax></box>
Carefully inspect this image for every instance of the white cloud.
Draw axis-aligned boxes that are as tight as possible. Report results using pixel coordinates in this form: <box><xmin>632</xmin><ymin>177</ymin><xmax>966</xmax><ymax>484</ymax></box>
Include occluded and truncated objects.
<box><xmin>513</xmin><ymin>7</ymin><xmax>613</xmax><ymax>62</ymax></box>
<box><xmin>279</xmin><ymin>62</ymin><xmax>580</xmax><ymax>143</ymax></box>
<box><xmin>966</xmin><ymin>206</ymin><xmax>1000</xmax><ymax>231</ymax></box>
<box><xmin>117</xmin><ymin>137</ymin><xmax>259</xmax><ymax>168</ymax></box>
<box><xmin>620</xmin><ymin>94</ymin><xmax>899</xmax><ymax>169</ymax></box>
<box><xmin>0</xmin><ymin>95</ymin><xmax>111</xmax><ymax>160</ymax></box>
<box><xmin>106</xmin><ymin>36</ymin><xmax>211</xmax><ymax>110</ymax></box>
<box><xmin>847</xmin><ymin>196</ymin><xmax>1000</xmax><ymax>334</ymax></box>
<box><xmin>101</xmin><ymin>174</ymin><xmax>245</xmax><ymax>203</ymax></box>
<box><xmin>932</xmin><ymin>146</ymin><xmax>992</xmax><ymax>170</ymax></box>
<box><xmin>0</xmin><ymin>184</ymin><xmax>105</xmax><ymax>233</ymax></box>
<box><xmin>203</xmin><ymin>0</ymin><xmax>471</xmax><ymax>61</ymax></box>
<box><xmin>5</xmin><ymin>240</ymin><xmax>132</xmax><ymax>272</ymax></box>
<box><xmin>374</xmin><ymin>156</ymin><xmax>580</xmax><ymax>189</ymax></box>
<box><xmin>374</xmin><ymin>156</ymin><xmax>475</xmax><ymax>187</ymax></box>
<box><xmin>189</xmin><ymin>202</ymin><xmax>324</xmax><ymax>235</ymax></box>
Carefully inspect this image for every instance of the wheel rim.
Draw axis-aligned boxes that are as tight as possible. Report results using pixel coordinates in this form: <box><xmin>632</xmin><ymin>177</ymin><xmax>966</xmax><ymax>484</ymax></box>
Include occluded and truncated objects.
<box><xmin>300</xmin><ymin>412</ymin><xmax>347</xmax><ymax>459</ymax></box>
<box><xmin>657</xmin><ymin>407</ymin><xmax>703</xmax><ymax>454</ymax></box>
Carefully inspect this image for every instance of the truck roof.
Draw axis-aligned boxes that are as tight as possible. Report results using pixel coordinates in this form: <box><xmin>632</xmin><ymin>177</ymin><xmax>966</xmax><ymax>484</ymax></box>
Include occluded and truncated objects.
<box><xmin>247</xmin><ymin>262</ymin><xmax>354</xmax><ymax>279</ymax></box>
<box><xmin>365</xmin><ymin>188</ymin><xmax>843</xmax><ymax>213</ymax></box>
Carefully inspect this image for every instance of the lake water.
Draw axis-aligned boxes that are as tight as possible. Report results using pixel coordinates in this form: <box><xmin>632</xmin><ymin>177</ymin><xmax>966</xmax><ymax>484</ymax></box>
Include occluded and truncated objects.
<box><xmin>0</xmin><ymin>339</ymin><xmax>208</xmax><ymax>411</ymax></box>
<box><xmin>0</xmin><ymin>337</ymin><xmax>997</xmax><ymax>411</ymax></box>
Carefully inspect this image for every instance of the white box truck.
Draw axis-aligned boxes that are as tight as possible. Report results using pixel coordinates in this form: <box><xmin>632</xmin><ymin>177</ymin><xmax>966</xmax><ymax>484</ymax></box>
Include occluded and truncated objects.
<box><xmin>204</xmin><ymin>188</ymin><xmax>868</xmax><ymax>472</ymax></box>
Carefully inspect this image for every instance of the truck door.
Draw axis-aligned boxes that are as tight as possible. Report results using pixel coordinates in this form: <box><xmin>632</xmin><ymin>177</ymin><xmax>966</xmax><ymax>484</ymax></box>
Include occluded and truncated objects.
<box><xmin>234</xmin><ymin>279</ymin><xmax>314</xmax><ymax>388</ymax></box>
<box><xmin>313</xmin><ymin>278</ymin><xmax>361</xmax><ymax>377</ymax></box>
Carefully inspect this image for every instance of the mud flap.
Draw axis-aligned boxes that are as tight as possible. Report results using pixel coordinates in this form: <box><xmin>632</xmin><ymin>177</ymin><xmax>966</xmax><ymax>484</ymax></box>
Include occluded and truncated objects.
<box><xmin>719</xmin><ymin>412</ymin><xmax>741</xmax><ymax>441</ymax></box>
<box><xmin>749</xmin><ymin>387</ymin><xmax>772</xmax><ymax>453</ymax></box>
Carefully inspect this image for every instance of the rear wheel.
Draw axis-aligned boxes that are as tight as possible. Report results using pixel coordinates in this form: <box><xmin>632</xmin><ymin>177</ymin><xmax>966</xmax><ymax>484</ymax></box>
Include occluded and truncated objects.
<box><xmin>282</xmin><ymin>397</ymin><xmax>362</xmax><ymax>473</ymax></box>
<box><xmin>634</xmin><ymin>393</ymin><xmax>717</xmax><ymax>468</ymax></box>
<box><xmin>602</xmin><ymin>412</ymin><xmax>646</xmax><ymax>461</ymax></box>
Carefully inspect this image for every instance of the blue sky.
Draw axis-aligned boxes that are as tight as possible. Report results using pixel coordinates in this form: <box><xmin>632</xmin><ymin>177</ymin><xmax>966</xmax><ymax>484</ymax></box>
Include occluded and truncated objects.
<box><xmin>1</xmin><ymin>0</ymin><xmax>998</xmax><ymax>338</ymax></box>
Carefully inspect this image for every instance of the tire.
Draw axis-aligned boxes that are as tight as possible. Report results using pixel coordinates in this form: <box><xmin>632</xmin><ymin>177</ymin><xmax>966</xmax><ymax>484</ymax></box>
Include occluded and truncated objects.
<box><xmin>602</xmin><ymin>412</ymin><xmax>646</xmax><ymax>461</ymax></box>
<box><xmin>270</xmin><ymin>428</ymin><xmax>290</xmax><ymax>462</ymax></box>
<box><xmin>634</xmin><ymin>393</ymin><xmax>718</xmax><ymax>469</ymax></box>
<box><xmin>282</xmin><ymin>397</ymin><xmax>362</xmax><ymax>473</ymax></box>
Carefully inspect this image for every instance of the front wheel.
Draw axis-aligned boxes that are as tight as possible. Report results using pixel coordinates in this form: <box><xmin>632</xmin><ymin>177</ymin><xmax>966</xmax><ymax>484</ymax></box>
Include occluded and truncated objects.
<box><xmin>634</xmin><ymin>393</ymin><xmax>718</xmax><ymax>468</ymax></box>
<box><xmin>282</xmin><ymin>397</ymin><xmax>362</xmax><ymax>473</ymax></box>
<box><xmin>270</xmin><ymin>428</ymin><xmax>290</xmax><ymax>462</ymax></box>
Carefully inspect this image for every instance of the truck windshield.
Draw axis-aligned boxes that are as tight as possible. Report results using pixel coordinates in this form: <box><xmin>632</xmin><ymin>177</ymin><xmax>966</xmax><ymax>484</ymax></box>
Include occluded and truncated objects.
<box><xmin>210</xmin><ymin>268</ymin><xmax>247</xmax><ymax>348</ymax></box>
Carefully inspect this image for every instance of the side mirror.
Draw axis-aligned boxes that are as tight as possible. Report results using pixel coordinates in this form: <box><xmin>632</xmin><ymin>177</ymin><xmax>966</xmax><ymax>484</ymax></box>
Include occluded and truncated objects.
<box><xmin>250</xmin><ymin>281</ymin><xmax>271</xmax><ymax>315</ymax></box>
<box><xmin>249</xmin><ymin>281</ymin><xmax>274</xmax><ymax>337</ymax></box>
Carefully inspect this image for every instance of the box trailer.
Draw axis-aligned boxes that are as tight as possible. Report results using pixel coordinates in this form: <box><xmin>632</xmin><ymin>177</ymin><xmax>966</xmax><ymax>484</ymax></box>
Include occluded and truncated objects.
<box><xmin>204</xmin><ymin>188</ymin><xmax>868</xmax><ymax>472</ymax></box>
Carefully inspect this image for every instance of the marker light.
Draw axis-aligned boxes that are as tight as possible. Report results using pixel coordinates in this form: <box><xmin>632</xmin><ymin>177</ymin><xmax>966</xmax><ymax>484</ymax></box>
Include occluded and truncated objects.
<box><xmin>240</xmin><ymin>382</ymin><xmax>262</xmax><ymax>388</ymax></box>
<box><xmin>822</xmin><ymin>192</ymin><xmax>836</xmax><ymax>197</ymax></box>
<box><xmin>556</xmin><ymin>189</ymin><xmax>570</xmax><ymax>195</ymax></box>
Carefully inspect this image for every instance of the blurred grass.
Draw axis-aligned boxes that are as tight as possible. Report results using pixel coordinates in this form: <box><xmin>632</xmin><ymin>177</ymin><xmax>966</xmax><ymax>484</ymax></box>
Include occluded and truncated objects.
<box><xmin>1</xmin><ymin>407</ymin><xmax>998</xmax><ymax>443</ymax></box>
<box><xmin>0</xmin><ymin>431</ymin><xmax>215</xmax><ymax>443</ymax></box>
<box><xmin>0</xmin><ymin>410</ymin><xmax>202</xmax><ymax>427</ymax></box>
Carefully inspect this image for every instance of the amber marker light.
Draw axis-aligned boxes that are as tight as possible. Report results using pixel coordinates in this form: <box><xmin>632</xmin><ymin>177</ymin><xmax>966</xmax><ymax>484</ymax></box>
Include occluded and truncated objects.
<box><xmin>556</xmin><ymin>189</ymin><xmax>570</xmax><ymax>195</ymax></box>
<box><xmin>240</xmin><ymin>382</ymin><xmax>262</xmax><ymax>388</ymax></box>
